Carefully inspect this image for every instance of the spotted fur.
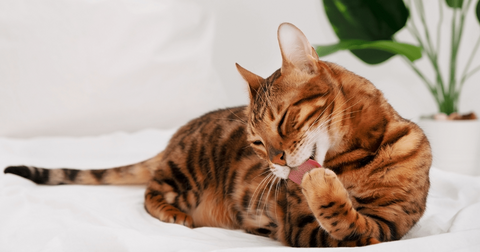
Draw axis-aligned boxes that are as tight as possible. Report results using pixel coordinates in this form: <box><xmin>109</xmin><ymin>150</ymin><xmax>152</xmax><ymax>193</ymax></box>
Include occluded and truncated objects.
<box><xmin>4</xmin><ymin>23</ymin><xmax>431</xmax><ymax>247</ymax></box>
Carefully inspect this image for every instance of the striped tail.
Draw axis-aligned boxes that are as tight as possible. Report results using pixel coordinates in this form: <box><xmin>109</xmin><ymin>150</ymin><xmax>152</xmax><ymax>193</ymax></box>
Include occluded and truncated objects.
<box><xmin>3</xmin><ymin>153</ymin><xmax>162</xmax><ymax>185</ymax></box>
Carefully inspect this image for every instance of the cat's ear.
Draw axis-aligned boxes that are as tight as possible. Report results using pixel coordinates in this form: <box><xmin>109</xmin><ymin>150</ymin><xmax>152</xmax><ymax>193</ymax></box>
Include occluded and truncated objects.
<box><xmin>236</xmin><ymin>63</ymin><xmax>265</xmax><ymax>100</ymax></box>
<box><xmin>277</xmin><ymin>23</ymin><xmax>319</xmax><ymax>75</ymax></box>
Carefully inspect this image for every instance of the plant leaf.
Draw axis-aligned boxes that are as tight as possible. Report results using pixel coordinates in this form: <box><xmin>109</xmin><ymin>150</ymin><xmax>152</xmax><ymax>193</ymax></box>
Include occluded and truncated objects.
<box><xmin>446</xmin><ymin>0</ymin><xmax>464</xmax><ymax>8</ymax></box>
<box><xmin>476</xmin><ymin>0</ymin><xmax>480</xmax><ymax>23</ymax></box>
<box><xmin>315</xmin><ymin>40</ymin><xmax>422</xmax><ymax>62</ymax></box>
<box><xmin>322</xmin><ymin>0</ymin><xmax>409</xmax><ymax>64</ymax></box>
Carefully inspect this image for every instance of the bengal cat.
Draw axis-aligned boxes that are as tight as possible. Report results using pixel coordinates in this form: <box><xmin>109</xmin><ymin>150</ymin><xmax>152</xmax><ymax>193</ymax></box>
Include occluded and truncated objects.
<box><xmin>4</xmin><ymin>23</ymin><xmax>431</xmax><ymax>247</ymax></box>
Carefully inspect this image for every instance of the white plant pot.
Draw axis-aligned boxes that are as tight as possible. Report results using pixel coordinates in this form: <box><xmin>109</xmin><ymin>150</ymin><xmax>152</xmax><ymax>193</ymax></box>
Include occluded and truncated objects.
<box><xmin>418</xmin><ymin>119</ymin><xmax>480</xmax><ymax>176</ymax></box>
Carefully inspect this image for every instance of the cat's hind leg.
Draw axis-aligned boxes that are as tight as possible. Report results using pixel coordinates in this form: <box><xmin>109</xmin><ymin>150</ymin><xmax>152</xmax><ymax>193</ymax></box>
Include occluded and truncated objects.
<box><xmin>144</xmin><ymin>179</ymin><xmax>194</xmax><ymax>228</ymax></box>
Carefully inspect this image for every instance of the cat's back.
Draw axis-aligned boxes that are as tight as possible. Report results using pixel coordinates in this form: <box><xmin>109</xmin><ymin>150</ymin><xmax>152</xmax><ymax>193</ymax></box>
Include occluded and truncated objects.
<box><xmin>165</xmin><ymin>106</ymin><xmax>250</xmax><ymax>154</ymax></box>
<box><xmin>158</xmin><ymin>105</ymin><xmax>258</xmax><ymax>187</ymax></box>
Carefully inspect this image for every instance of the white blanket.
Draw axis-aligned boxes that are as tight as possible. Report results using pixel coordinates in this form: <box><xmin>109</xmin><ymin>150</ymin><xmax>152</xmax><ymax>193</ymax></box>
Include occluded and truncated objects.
<box><xmin>1</xmin><ymin>129</ymin><xmax>479</xmax><ymax>252</ymax></box>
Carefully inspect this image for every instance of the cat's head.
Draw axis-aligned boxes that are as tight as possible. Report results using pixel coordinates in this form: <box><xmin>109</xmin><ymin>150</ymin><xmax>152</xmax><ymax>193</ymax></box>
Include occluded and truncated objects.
<box><xmin>237</xmin><ymin>23</ymin><xmax>348</xmax><ymax>179</ymax></box>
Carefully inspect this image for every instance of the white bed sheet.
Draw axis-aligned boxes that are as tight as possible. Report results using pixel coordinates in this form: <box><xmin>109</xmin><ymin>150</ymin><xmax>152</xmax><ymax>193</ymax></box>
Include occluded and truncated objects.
<box><xmin>1</xmin><ymin>129</ymin><xmax>479</xmax><ymax>252</ymax></box>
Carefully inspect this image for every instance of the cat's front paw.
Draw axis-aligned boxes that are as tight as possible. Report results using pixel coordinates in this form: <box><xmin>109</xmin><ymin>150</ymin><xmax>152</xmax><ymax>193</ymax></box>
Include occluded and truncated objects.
<box><xmin>301</xmin><ymin>167</ymin><xmax>345</xmax><ymax>198</ymax></box>
<box><xmin>301</xmin><ymin>168</ymin><xmax>355</xmax><ymax>240</ymax></box>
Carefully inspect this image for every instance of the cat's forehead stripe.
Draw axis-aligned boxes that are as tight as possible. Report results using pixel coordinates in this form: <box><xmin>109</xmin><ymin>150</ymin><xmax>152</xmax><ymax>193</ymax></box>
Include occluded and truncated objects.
<box><xmin>250</xmin><ymin>69</ymin><xmax>283</xmax><ymax>126</ymax></box>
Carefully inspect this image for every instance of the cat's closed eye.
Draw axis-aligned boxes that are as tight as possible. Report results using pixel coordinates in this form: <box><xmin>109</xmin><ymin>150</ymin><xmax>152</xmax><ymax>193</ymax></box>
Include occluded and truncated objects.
<box><xmin>252</xmin><ymin>140</ymin><xmax>264</xmax><ymax>146</ymax></box>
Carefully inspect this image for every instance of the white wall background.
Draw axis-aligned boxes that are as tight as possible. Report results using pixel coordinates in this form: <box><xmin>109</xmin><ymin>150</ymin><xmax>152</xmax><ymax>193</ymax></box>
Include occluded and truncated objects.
<box><xmin>1</xmin><ymin>0</ymin><xmax>479</xmax><ymax>137</ymax></box>
<box><xmin>208</xmin><ymin>0</ymin><xmax>480</xmax><ymax>121</ymax></box>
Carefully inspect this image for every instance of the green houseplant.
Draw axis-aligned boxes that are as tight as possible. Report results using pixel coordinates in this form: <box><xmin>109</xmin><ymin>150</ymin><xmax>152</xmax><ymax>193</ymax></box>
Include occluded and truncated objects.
<box><xmin>316</xmin><ymin>0</ymin><xmax>480</xmax><ymax>175</ymax></box>
<box><xmin>316</xmin><ymin>0</ymin><xmax>480</xmax><ymax>118</ymax></box>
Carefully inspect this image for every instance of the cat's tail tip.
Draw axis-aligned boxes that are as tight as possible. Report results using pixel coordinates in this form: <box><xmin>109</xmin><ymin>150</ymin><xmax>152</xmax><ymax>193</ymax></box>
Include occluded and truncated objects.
<box><xmin>4</xmin><ymin>165</ymin><xmax>54</xmax><ymax>184</ymax></box>
<box><xmin>4</xmin><ymin>165</ymin><xmax>31</xmax><ymax>177</ymax></box>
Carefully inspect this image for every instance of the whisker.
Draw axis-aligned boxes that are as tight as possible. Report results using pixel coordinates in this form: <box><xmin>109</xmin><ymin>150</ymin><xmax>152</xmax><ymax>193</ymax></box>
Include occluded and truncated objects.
<box><xmin>262</xmin><ymin>176</ymin><xmax>278</xmax><ymax>215</ymax></box>
<box><xmin>249</xmin><ymin>168</ymin><xmax>271</xmax><ymax>181</ymax></box>
<box><xmin>249</xmin><ymin>172</ymin><xmax>273</xmax><ymax>213</ymax></box>
<box><xmin>274</xmin><ymin>177</ymin><xmax>281</xmax><ymax>221</ymax></box>
<box><xmin>248</xmin><ymin>173</ymin><xmax>270</xmax><ymax>212</ymax></box>
<box><xmin>256</xmin><ymin>174</ymin><xmax>275</xmax><ymax>215</ymax></box>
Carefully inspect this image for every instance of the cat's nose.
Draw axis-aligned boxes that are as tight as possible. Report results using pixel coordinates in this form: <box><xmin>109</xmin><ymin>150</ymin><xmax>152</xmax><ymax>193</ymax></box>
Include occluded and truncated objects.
<box><xmin>269</xmin><ymin>147</ymin><xmax>286</xmax><ymax>166</ymax></box>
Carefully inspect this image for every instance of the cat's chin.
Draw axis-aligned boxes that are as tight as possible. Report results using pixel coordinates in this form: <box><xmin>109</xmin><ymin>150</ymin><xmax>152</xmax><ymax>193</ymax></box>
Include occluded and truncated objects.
<box><xmin>271</xmin><ymin>164</ymin><xmax>291</xmax><ymax>179</ymax></box>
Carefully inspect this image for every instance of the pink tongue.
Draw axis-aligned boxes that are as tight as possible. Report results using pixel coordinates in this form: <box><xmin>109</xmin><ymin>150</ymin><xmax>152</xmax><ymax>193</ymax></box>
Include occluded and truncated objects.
<box><xmin>288</xmin><ymin>159</ymin><xmax>322</xmax><ymax>184</ymax></box>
